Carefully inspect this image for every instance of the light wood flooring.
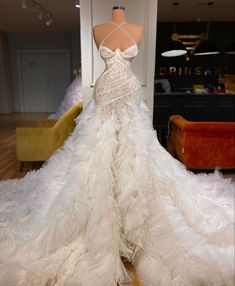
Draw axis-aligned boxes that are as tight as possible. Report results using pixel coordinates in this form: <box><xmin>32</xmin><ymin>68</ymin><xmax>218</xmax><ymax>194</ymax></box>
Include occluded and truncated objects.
<box><xmin>0</xmin><ymin>112</ymin><xmax>141</xmax><ymax>285</ymax></box>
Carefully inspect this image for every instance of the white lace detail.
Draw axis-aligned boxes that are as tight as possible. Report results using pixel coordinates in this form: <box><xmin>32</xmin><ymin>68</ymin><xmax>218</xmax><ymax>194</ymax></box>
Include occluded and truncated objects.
<box><xmin>99</xmin><ymin>21</ymin><xmax>136</xmax><ymax>53</ymax></box>
<box><xmin>96</xmin><ymin>24</ymin><xmax>140</xmax><ymax>119</ymax></box>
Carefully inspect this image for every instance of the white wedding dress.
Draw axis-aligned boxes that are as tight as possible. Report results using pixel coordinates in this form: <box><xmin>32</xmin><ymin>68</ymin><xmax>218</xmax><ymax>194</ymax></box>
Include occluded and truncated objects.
<box><xmin>48</xmin><ymin>75</ymin><xmax>82</xmax><ymax>120</ymax></box>
<box><xmin>0</xmin><ymin>22</ymin><xmax>234</xmax><ymax>286</ymax></box>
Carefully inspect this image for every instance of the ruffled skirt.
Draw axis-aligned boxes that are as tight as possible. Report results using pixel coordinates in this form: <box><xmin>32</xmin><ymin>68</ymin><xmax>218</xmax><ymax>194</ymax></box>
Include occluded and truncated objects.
<box><xmin>0</xmin><ymin>99</ymin><xmax>234</xmax><ymax>286</ymax></box>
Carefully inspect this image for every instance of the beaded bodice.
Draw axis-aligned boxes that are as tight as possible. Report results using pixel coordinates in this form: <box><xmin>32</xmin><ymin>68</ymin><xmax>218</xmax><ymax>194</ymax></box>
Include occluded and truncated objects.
<box><xmin>94</xmin><ymin>22</ymin><xmax>142</xmax><ymax>115</ymax></box>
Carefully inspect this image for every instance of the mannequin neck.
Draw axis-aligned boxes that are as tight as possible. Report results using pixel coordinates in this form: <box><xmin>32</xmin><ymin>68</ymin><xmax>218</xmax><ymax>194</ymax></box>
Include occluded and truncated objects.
<box><xmin>111</xmin><ymin>9</ymin><xmax>126</xmax><ymax>24</ymax></box>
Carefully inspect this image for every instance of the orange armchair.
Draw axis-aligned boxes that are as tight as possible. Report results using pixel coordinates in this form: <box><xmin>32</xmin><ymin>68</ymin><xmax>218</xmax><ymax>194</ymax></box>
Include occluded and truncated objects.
<box><xmin>167</xmin><ymin>115</ymin><xmax>235</xmax><ymax>169</ymax></box>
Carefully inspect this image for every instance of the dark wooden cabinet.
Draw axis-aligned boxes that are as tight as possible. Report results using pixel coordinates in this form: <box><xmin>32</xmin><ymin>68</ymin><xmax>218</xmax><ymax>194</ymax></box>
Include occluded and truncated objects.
<box><xmin>153</xmin><ymin>93</ymin><xmax>235</xmax><ymax>146</ymax></box>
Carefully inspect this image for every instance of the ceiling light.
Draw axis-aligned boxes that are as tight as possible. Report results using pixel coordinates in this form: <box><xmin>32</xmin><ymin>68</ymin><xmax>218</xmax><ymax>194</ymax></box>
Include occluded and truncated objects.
<box><xmin>194</xmin><ymin>40</ymin><xmax>220</xmax><ymax>55</ymax></box>
<box><xmin>38</xmin><ymin>11</ymin><xmax>43</xmax><ymax>20</ymax></box>
<box><xmin>21</xmin><ymin>0</ymin><xmax>53</xmax><ymax>26</ymax></box>
<box><xmin>21</xmin><ymin>0</ymin><xmax>27</xmax><ymax>9</ymax></box>
<box><xmin>194</xmin><ymin>21</ymin><xmax>220</xmax><ymax>56</ymax></box>
<box><xmin>75</xmin><ymin>0</ymin><xmax>80</xmax><ymax>8</ymax></box>
<box><xmin>46</xmin><ymin>17</ymin><xmax>53</xmax><ymax>26</ymax></box>
<box><xmin>161</xmin><ymin>40</ymin><xmax>187</xmax><ymax>57</ymax></box>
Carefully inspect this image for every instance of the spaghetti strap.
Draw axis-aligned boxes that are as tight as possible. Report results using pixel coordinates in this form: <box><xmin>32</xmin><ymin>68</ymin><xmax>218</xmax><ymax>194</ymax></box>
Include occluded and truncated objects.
<box><xmin>99</xmin><ymin>21</ymin><xmax>136</xmax><ymax>49</ymax></box>
<box><xmin>111</xmin><ymin>21</ymin><xmax>136</xmax><ymax>46</ymax></box>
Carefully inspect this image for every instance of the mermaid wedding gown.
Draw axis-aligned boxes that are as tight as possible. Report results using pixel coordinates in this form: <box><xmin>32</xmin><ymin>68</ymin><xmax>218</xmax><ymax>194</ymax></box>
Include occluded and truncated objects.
<box><xmin>0</xmin><ymin>22</ymin><xmax>234</xmax><ymax>286</ymax></box>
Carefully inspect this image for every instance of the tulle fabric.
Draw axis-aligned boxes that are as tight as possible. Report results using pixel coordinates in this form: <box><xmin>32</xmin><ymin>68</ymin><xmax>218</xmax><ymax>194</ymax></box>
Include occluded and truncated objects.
<box><xmin>0</xmin><ymin>31</ymin><xmax>234</xmax><ymax>286</ymax></box>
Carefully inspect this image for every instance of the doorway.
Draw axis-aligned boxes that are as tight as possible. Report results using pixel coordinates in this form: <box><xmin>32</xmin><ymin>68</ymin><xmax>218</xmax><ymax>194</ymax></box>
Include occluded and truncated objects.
<box><xmin>18</xmin><ymin>50</ymin><xmax>71</xmax><ymax>112</ymax></box>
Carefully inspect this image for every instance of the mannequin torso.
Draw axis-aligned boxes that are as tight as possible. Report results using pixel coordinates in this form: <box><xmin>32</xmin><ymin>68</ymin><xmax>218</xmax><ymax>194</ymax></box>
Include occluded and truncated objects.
<box><xmin>93</xmin><ymin>7</ymin><xmax>143</xmax><ymax>52</ymax></box>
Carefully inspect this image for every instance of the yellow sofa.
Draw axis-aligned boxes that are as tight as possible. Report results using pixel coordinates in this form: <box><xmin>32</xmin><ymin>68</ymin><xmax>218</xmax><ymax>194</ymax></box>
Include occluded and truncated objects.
<box><xmin>36</xmin><ymin>118</ymin><xmax>57</xmax><ymax>127</ymax></box>
<box><xmin>16</xmin><ymin>102</ymin><xmax>83</xmax><ymax>166</ymax></box>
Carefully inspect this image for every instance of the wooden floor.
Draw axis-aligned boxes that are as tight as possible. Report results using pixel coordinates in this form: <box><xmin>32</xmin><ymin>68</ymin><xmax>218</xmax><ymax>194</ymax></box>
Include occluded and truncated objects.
<box><xmin>0</xmin><ymin>112</ymin><xmax>141</xmax><ymax>285</ymax></box>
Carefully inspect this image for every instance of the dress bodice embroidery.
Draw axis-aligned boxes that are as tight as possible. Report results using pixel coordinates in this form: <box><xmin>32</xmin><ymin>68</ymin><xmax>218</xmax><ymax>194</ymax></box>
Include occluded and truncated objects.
<box><xmin>94</xmin><ymin>21</ymin><xmax>142</xmax><ymax>116</ymax></box>
<box><xmin>99</xmin><ymin>44</ymin><xmax>138</xmax><ymax>59</ymax></box>
<box><xmin>98</xmin><ymin>22</ymin><xmax>138</xmax><ymax>59</ymax></box>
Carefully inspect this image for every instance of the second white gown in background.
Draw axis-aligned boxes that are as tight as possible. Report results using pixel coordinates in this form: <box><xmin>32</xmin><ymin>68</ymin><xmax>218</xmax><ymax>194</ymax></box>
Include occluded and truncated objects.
<box><xmin>49</xmin><ymin>75</ymin><xmax>82</xmax><ymax>120</ymax></box>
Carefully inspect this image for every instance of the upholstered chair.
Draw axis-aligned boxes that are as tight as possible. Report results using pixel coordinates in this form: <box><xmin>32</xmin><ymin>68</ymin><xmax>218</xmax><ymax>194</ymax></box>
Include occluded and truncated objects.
<box><xmin>167</xmin><ymin>115</ymin><xmax>235</xmax><ymax>169</ymax></box>
<box><xmin>16</xmin><ymin>102</ymin><xmax>83</xmax><ymax>170</ymax></box>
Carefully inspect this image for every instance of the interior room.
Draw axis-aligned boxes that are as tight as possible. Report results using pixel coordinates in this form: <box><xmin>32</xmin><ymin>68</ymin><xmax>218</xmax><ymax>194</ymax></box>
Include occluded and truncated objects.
<box><xmin>0</xmin><ymin>0</ymin><xmax>81</xmax><ymax>179</ymax></box>
<box><xmin>0</xmin><ymin>1</ymin><xmax>234</xmax><ymax>285</ymax></box>
<box><xmin>154</xmin><ymin>0</ymin><xmax>235</xmax><ymax>173</ymax></box>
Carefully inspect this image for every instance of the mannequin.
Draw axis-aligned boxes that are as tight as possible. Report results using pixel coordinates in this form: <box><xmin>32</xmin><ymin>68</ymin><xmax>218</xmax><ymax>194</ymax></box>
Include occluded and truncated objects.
<box><xmin>93</xmin><ymin>6</ymin><xmax>143</xmax><ymax>52</ymax></box>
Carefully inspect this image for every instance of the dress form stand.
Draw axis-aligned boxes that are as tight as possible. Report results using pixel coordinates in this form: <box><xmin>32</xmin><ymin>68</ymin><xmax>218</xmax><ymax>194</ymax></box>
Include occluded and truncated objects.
<box><xmin>93</xmin><ymin>6</ymin><xmax>143</xmax><ymax>52</ymax></box>
<box><xmin>111</xmin><ymin>5</ymin><xmax>126</xmax><ymax>24</ymax></box>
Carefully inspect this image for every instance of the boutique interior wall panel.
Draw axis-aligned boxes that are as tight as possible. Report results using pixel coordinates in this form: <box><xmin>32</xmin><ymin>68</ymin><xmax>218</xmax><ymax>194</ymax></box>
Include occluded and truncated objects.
<box><xmin>80</xmin><ymin>0</ymin><xmax>158</xmax><ymax>118</ymax></box>
<box><xmin>0</xmin><ymin>32</ymin><xmax>13</xmax><ymax>114</ymax></box>
<box><xmin>9</xmin><ymin>33</ymin><xmax>73</xmax><ymax>112</ymax></box>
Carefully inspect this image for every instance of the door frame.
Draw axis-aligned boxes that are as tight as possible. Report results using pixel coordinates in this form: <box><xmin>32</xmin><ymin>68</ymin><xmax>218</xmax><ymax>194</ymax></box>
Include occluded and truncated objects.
<box><xmin>17</xmin><ymin>49</ymin><xmax>70</xmax><ymax>112</ymax></box>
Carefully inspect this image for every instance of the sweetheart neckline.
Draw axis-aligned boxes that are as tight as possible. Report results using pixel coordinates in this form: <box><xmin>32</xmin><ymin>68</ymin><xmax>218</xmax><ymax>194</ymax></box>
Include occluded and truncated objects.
<box><xmin>98</xmin><ymin>44</ymin><xmax>138</xmax><ymax>54</ymax></box>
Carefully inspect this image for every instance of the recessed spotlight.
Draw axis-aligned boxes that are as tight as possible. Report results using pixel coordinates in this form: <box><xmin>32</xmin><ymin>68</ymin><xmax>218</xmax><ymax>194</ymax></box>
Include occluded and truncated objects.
<box><xmin>173</xmin><ymin>1</ymin><xmax>179</xmax><ymax>5</ymax></box>
<box><xmin>207</xmin><ymin>1</ymin><xmax>214</xmax><ymax>5</ymax></box>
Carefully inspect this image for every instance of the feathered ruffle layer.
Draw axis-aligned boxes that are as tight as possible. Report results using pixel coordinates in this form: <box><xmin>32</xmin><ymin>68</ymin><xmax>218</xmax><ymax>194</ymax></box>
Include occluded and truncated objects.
<box><xmin>0</xmin><ymin>99</ymin><xmax>234</xmax><ymax>286</ymax></box>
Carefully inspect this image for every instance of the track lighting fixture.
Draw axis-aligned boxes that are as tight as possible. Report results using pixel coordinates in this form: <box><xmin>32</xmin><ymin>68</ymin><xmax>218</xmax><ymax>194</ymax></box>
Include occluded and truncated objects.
<box><xmin>46</xmin><ymin>19</ymin><xmax>53</xmax><ymax>26</ymax></box>
<box><xmin>75</xmin><ymin>0</ymin><xmax>80</xmax><ymax>8</ymax></box>
<box><xmin>45</xmin><ymin>14</ymin><xmax>53</xmax><ymax>26</ymax></box>
<box><xmin>21</xmin><ymin>0</ymin><xmax>27</xmax><ymax>9</ymax></box>
<box><xmin>20</xmin><ymin>0</ymin><xmax>53</xmax><ymax>27</ymax></box>
<box><xmin>38</xmin><ymin>11</ymin><xmax>43</xmax><ymax>20</ymax></box>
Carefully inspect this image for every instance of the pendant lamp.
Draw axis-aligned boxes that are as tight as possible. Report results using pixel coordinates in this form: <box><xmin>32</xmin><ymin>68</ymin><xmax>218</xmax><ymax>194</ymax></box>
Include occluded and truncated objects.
<box><xmin>194</xmin><ymin>22</ymin><xmax>220</xmax><ymax>56</ymax></box>
<box><xmin>194</xmin><ymin>40</ymin><xmax>220</xmax><ymax>55</ymax></box>
<box><xmin>161</xmin><ymin>40</ymin><xmax>187</xmax><ymax>57</ymax></box>
<box><xmin>161</xmin><ymin>20</ymin><xmax>187</xmax><ymax>58</ymax></box>
<box><xmin>225</xmin><ymin>42</ymin><xmax>235</xmax><ymax>55</ymax></box>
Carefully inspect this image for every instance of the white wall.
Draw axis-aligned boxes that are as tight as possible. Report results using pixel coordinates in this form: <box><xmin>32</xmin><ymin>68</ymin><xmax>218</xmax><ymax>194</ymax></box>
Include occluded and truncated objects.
<box><xmin>80</xmin><ymin>0</ymin><xmax>158</xmax><ymax>118</ymax></box>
